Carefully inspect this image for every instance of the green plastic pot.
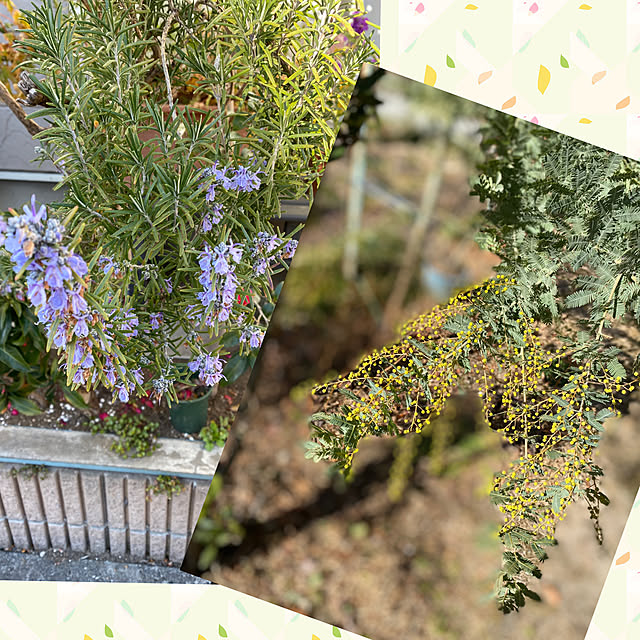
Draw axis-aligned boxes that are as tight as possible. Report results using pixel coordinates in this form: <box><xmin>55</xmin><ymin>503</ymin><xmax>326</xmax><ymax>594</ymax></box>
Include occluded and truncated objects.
<box><xmin>169</xmin><ymin>385</ymin><xmax>214</xmax><ymax>434</ymax></box>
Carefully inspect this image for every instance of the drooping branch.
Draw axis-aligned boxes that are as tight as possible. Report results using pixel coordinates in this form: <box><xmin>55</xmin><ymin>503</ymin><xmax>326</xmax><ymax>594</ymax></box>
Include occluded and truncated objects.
<box><xmin>0</xmin><ymin>81</ymin><xmax>44</xmax><ymax>137</ymax></box>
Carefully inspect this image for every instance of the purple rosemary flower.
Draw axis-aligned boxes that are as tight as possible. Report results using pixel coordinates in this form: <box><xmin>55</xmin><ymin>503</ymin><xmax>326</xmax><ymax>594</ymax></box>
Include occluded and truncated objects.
<box><xmin>281</xmin><ymin>239</ymin><xmax>298</xmax><ymax>260</ymax></box>
<box><xmin>117</xmin><ymin>385</ymin><xmax>130</xmax><ymax>403</ymax></box>
<box><xmin>98</xmin><ymin>255</ymin><xmax>120</xmax><ymax>276</ymax></box>
<box><xmin>211</xmin><ymin>203</ymin><xmax>223</xmax><ymax>224</ymax></box>
<box><xmin>249</xmin><ymin>233</ymin><xmax>297</xmax><ymax>274</ymax></box>
<box><xmin>240</xmin><ymin>327</ymin><xmax>264</xmax><ymax>350</ymax></box>
<box><xmin>351</xmin><ymin>14</ymin><xmax>369</xmax><ymax>34</ymax></box>
<box><xmin>0</xmin><ymin>196</ymin><xmax>140</xmax><ymax>400</ymax></box>
<box><xmin>188</xmin><ymin>353</ymin><xmax>225</xmax><ymax>387</ymax></box>
<box><xmin>230</xmin><ymin>166</ymin><xmax>261</xmax><ymax>192</ymax></box>
<box><xmin>149</xmin><ymin>312</ymin><xmax>163</xmax><ymax>330</ymax></box>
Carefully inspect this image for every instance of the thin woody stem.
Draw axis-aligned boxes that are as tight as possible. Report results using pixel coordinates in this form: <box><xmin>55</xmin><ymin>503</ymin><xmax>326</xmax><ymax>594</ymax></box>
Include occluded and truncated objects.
<box><xmin>596</xmin><ymin>273</ymin><xmax>623</xmax><ymax>340</ymax></box>
<box><xmin>0</xmin><ymin>81</ymin><xmax>44</xmax><ymax>137</ymax></box>
<box><xmin>160</xmin><ymin>11</ymin><xmax>177</xmax><ymax>121</ymax></box>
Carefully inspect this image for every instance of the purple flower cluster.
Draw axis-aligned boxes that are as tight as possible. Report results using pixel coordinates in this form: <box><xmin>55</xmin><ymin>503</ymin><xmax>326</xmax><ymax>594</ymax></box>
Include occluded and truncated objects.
<box><xmin>197</xmin><ymin>241</ymin><xmax>243</xmax><ymax>325</ymax></box>
<box><xmin>240</xmin><ymin>326</ymin><xmax>264</xmax><ymax>350</ymax></box>
<box><xmin>187</xmin><ymin>353</ymin><xmax>225</xmax><ymax>386</ymax></box>
<box><xmin>0</xmin><ymin>196</ymin><xmax>139</xmax><ymax>402</ymax></box>
<box><xmin>149</xmin><ymin>312</ymin><xmax>163</xmax><ymax>330</ymax></box>
<box><xmin>202</xmin><ymin>204</ymin><xmax>224</xmax><ymax>232</ymax></box>
<box><xmin>351</xmin><ymin>13</ymin><xmax>369</xmax><ymax>34</ymax></box>
<box><xmin>190</xmin><ymin>163</ymin><xmax>300</xmax><ymax>383</ymax></box>
<box><xmin>201</xmin><ymin>162</ymin><xmax>262</xmax><ymax>195</ymax></box>
<box><xmin>98</xmin><ymin>255</ymin><xmax>121</xmax><ymax>276</ymax></box>
<box><xmin>199</xmin><ymin>163</ymin><xmax>262</xmax><ymax>232</ymax></box>
<box><xmin>195</xmin><ymin>228</ymin><xmax>298</xmax><ymax>360</ymax></box>
<box><xmin>250</xmin><ymin>232</ymin><xmax>298</xmax><ymax>275</ymax></box>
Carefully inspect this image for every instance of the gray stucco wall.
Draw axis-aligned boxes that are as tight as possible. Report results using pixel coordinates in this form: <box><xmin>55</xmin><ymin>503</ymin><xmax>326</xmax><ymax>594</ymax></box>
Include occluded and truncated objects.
<box><xmin>0</xmin><ymin>106</ymin><xmax>61</xmax><ymax>210</ymax></box>
<box><xmin>1</xmin><ymin>0</ymin><xmax>60</xmax><ymax>208</ymax></box>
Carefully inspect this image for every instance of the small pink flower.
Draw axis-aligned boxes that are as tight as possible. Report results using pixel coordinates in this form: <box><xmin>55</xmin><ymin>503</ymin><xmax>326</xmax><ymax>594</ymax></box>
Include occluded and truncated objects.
<box><xmin>11</xmin><ymin>409</ymin><xmax>18</xmax><ymax>416</ymax></box>
<box><xmin>99</xmin><ymin>412</ymin><xmax>108</xmax><ymax>420</ymax></box>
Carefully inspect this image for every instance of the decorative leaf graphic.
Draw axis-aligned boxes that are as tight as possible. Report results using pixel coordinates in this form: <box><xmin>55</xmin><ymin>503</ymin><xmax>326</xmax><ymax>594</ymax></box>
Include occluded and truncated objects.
<box><xmin>120</xmin><ymin>601</ymin><xmax>134</xmax><ymax>617</ymax></box>
<box><xmin>424</xmin><ymin>65</ymin><xmax>437</xmax><ymax>86</ymax></box>
<box><xmin>405</xmin><ymin>39</ymin><xmax>418</xmax><ymax>53</ymax></box>
<box><xmin>462</xmin><ymin>29</ymin><xmax>476</xmax><ymax>47</ymax></box>
<box><xmin>519</xmin><ymin>39</ymin><xmax>532</xmax><ymax>53</ymax></box>
<box><xmin>7</xmin><ymin>601</ymin><xmax>19</xmax><ymax>617</ymax></box>
<box><xmin>446</xmin><ymin>55</ymin><xmax>455</xmax><ymax>68</ymax></box>
<box><xmin>197</xmin><ymin>635</ymin><xmax>207</xmax><ymax>640</ymax></box>
<box><xmin>219</xmin><ymin>625</ymin><xmax>228</xmax><ymax>638</ymax></box>
<box><xmin>502</xmin><ymin>96</ymin><xmax>517</xmax><ymax>109</ymax></box>
<box><xmin>576</xmin><ymin>29</ymin><xmax>590</xmax><ymax>47</ymax></box>
<box><xmin>579</xmin><ymin>117</ymin><xmax>592</xmax><ymax>123</ymax></box>
<box><xmin>560</xmin><ymin>54</ymin><xmax>569</xmax><ymax>68</ymax></box>
<box><xmin>478</xmin><ymin>70</ymin><xmax>493</xmax><ymax>84</ymax></box>
<box><xmin>579</xmin><ymin>3</ymin><xmax>592</xmax><ymax>9</ymax></box>
<box><xmin>529</xmin><ymin>2</ymin><xmax>539</xmax><ymax>13</ymax></box>
<box><xmin>537</xmin><ymin>65</ymin><xmax>551</xmax><ymax>94</ymax></box>
<box><xmin>465</xmin><ymin>3</ymin><xmax>478</xmax><ymax>9</ymax></box>
<box><xmin>234</xmin><ymin>600</ymin><xmax>249</xmax><ymax>617</ymax></box>
<box><xmin>332</xmin><ymin>626</ymin><xmax>342</xmax><ymax>637</ymax></box>
<box><xmin>84</xmin><ymin>636</ymin><xmax>94</xmax><ymax>640</ymax></box>
<box><xmin>177</xmin><ymin>609</ymin><xmax>189</xmax><ymax>623</ymax></box>
<box><xmin>592</xmin><ymin>70</ymin><xmax>606</xmax><ymax>84</ymax></box>
<box><xmin>616</xmin><ymin>551</ymin><xmax>631</xmax><ymax>565</ymax></box>
<box><xmin>105</xmin><ymin>624</ymin><xmax>114</xmax><ymax>638</ymax></box>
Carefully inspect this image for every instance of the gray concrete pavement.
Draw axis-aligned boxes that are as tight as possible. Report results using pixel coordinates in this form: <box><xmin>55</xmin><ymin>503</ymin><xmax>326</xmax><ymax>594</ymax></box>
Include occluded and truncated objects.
<box><xmin>0</xmin><ymin>549</ymin><xmax>210</xmax><ymax>583</ymax></box>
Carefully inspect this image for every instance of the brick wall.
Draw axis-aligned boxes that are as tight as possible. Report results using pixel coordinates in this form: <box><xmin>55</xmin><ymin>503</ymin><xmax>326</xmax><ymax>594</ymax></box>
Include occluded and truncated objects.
<box><xmin>0</xmin><ymin>463</ymin><xmax>210</xmax><ymax>564</ymax></box>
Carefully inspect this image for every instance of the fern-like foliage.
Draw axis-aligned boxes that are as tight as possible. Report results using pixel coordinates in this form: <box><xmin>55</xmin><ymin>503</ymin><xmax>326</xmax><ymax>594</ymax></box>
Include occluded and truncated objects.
<box><xmin>308</xmin><ymin>112</ymin><xmax>640</xmax><ymax>612</ymax></box>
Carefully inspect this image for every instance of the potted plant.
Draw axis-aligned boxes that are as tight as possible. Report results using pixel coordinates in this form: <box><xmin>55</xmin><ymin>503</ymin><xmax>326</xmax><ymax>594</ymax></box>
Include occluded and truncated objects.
<box><xmin>169</xmin><ymin>381</ymin><xmax>213</xmax><ymax>434</ymax></box>
<box><xmin>0</xmin><ymin>0</ymin><xmax>377</xmax><ymax>412</ymax></box>
<box><xmin>168</xmin><ymin>364</ymin><xmax>218</xmax><ymax>434</ymax></box>
<box><xmin>0</xmin><ymin>0</ymin><xmax>378</xmax><ymax>567</ymax></box>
